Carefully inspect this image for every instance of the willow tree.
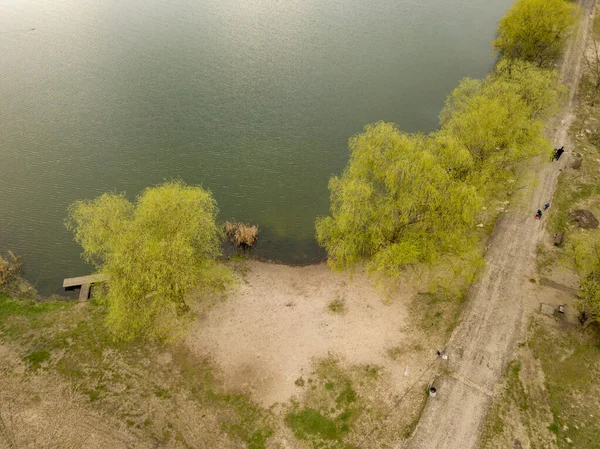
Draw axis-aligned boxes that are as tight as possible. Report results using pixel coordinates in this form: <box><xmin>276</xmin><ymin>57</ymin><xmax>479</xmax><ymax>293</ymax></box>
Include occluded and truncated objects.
<box><xmin>493</xmin><ymin>0</ymin><xmax>577</xmax><ymax>67</ymax></box>
<box><xmin>440</xmin><ymin>62</ymin><xmax>564</xmax><ymax>135</ymax></box>
<box><xmin>315</xmin><ymin>122</ymin><xmax>481</xmax><ymax>277</ymax></box>
<box><xmin>67</xmin><ymin>180</ymin><xmax>228</xmax><ymax>341</ymax></box>
<box><xmin>439</xmin><ymin>63</ymin><xmax>563</xmax><ymax>199</ymax></box>
<box><xmin>442</xmin><ymin>85</ymin><xmax>544</xmax><ymax>195</ymax></box>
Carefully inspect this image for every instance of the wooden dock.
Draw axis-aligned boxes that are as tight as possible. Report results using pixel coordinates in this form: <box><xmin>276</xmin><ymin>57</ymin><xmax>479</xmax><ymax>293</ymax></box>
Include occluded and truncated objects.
<box><xmin>63</xmin><ymin>274</ymin><xmax>108</xmax><ymax>301</ymax></box>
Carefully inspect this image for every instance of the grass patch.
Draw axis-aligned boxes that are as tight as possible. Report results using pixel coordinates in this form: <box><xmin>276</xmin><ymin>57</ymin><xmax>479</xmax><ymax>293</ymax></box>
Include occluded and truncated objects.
<box><xmin>285</xmin><ymin>408</ymin><xmax>344</xmax><ymax>441</ymax></box>
<box><xmin>154</xmin><ymin>386</ymin><xmax>171</xmax><ymax>399</ymax></box>
<box><xmin>23</xmin><ymin>348</ymin><xmax>51</xmax><ymax>369</ymax></box>
<box><xmin>0</xmin><ymin>296</ymin><xmax>273</xmax><ymax>448</ymax></box>
<box><xmin>505</xmin><ymin>361</ymin><xmax>529</xmax><ymax>412</ymax></box>
<box><xmin>594</xmin><ymin>11</ymin><xmax>600</xmax><ymax>37</ymax></box>
<box><xmin>283</xmin><ymin>358</ymin><xmax>364</xmax><ymax>448</ymax></box>
<box><xmin>414</xmin><ymin>291</ymin><xmax>467</xmax><ymax>340</ymax></box>
<box><xmin>336</xmin><ymin>382</ymin><xmax>357</xmax><ymax>405</ymax></box>
<box><xmin>401</xmin><ymin>392</ymin><xmax>428</xmax><ymax>439</ymax></box>
<box><xmin>547</xmin><ymin>180</ymin><xmax>597</xmax><ymax>233</ymax></box>
<box><xmin>386</xmin><ymin>346</ymin><xmax>404</xmax><ymax>360</ymax></box>
<box><xmin>230</xmin><ymin>253</ymin><xmax>248</xmax><ymax>261</ymax></box>
<box><xmin>535</xmin><ymin>244</ymin><xmax>556</xmax><ymax>275</ymax></box>
<box><xmin>0</xmin><ymin>296</ymin><xmax>72</xmax><ymax>337</ymax></box>
<box><xmin>327</xmin><ymin>297</ymin><xmax>346</xmax><ymax>314</ymax></box>
<box><xmin>363</xmin><ymin>365</ymin><xmax>380</xmax><ymax>379</ymax></box>
<box><xmin>482</xmin><ymin>321</ymin><xmax>600</xmax><ymax>449</ymax></box>
<box><xmin>529</xmin><ymin>325</ymin><xmax>600</xmax><ymax>448</ymax></box>
<box><xmin>283</xmin><ymin>356</ymin><xmax>426</xmax><ymax>448</ymax></box>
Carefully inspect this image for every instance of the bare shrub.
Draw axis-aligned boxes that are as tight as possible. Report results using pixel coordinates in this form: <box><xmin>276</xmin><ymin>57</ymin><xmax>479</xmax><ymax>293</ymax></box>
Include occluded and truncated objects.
<box><xmin>0</xmin><ymin>250</ymin><xmax>22</xmax><ymax>287</ymax></box>
<box><xmin>224</xmin><ymin>222</ymin><xmax>259</xmax><ymax>248</ymax></box>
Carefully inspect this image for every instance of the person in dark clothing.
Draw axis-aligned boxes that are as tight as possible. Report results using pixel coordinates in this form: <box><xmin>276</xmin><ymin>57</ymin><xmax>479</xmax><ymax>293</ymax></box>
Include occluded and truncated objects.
<box><xmin>544</xmin><ymin>203</ymin><xmax>550</xmax><ymax>210</ymax></box>
<box><xmin>553</xmin><ymin>146</ymin><xmax>565</xmax><ymax>161</ymax></box>
<box><xmin>536</xmin><ymin>209</ymin><xmax>542</xmax><ymax>219</ymax></box>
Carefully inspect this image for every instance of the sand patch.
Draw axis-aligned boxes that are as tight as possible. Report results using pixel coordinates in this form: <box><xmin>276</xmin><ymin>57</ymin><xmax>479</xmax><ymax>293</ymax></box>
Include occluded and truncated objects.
<box><xmin>186</xmin><ymin>262</ymin><xmax>415</xmax><ymax>406</ymax></box>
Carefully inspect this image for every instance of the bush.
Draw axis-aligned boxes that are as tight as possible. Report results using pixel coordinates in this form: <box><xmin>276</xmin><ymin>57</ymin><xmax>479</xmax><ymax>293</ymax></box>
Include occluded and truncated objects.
<box><xmin>568</xmin><ymin>233</ymin><xmax>600</xmax><ymax>323</ymax></box>
<box><xmin>0</xmin><ymin>250</ymin><xmax>22</xmax><ymax>288</ymax></box>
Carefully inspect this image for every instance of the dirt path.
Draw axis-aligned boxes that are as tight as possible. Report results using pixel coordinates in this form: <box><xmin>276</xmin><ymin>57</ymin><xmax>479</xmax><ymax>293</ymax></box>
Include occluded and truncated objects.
<box><xmin>406</xmin><ymin>1</ymin><xmax>597</xmax><ymax>448</ymax></box>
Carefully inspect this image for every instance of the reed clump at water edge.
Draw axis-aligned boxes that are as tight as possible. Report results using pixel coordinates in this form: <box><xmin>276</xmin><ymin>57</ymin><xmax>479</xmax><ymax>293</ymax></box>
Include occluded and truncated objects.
<box><xmin>0</xmin><ymin>250</ymin><xmax>22</xmax><ymax>287</ymax></box>
<box><xmin>224</xmin><ymin>222</ymin><xmax>259</xmax><ymax>248</ymax></box>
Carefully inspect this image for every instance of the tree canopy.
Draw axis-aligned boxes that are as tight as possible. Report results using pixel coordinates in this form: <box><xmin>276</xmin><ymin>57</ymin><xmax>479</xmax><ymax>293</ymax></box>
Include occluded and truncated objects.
<box><xmin>67</xmin><ymin>180</ymin><xmax>229</xmax><ymax>341</ymax></box>
<box><xmin>580</xmin><ymin>270</ymin><xmax>600</xmax><ymax>322</ymax></box>
<box><xmin>569</xmin><ymin>233</ymin><xmax>600</xmax><ymax>323</ymax></box>
<box><xmin>439</xmin><ymin>61</ymin><xmax>563</xmax><ymax>199</ymax></box>
<box><xmin>315</xmin><ymin>122</ymin><xmax>481</xmax><ymax>277</ymax></box>
<box><xmin>316</xmin><ymin>62</ymin><xmax>564</xmax><ymax>276</ymax></box>
<box><xmin>493</xmin><ymin>0</ymin><xmax>577</xmax><ymax>67</ymax></box>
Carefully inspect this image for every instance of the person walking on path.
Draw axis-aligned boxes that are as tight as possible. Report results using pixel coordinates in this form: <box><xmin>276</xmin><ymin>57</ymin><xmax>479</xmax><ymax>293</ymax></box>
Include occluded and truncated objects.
<box><xmin>553</xmin><ymin>146</ymin><xmax>565</xmax><ymax>161</ymax></box>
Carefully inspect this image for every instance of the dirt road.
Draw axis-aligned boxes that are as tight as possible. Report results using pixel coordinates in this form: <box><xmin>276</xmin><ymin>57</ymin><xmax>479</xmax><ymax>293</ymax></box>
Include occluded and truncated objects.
<box><xmin>406</xmin><ymin>1</ymin><xmax>597</xmax><ymax>448</ymax></box>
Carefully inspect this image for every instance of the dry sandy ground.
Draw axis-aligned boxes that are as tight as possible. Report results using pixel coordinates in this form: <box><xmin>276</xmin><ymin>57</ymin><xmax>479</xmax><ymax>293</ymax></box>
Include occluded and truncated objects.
<box><xmin>0</xmin><ymin>345</ymin><xmax>136</xmax><ymax>449</ymax></box>
<box><xmin>407</xmin><ymin>1</ymin><xmax>598</xmax><ymax>448</ymax></box>
<box><xmin>186</xmin><ymin>262</ymin><xmax>422</xmax><ymax>407</ymax></box>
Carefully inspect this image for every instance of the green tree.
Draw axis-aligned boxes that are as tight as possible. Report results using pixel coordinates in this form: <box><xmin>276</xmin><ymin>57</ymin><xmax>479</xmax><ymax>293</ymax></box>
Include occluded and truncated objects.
<box><xmin>317</xmin><ymin>61</ymin><xmax>564</xmax><ymax>278</ymax></box>
<box><xmin>493</xmin><ymin>0</ymin><xmax>577</xmax><ymax>67</ymax></box>
<box><xmin>442</xmin><ymin>85</ymin><xmax>545</xmax><ymax>196</ymax></box>
<box><xmin>569</xmin><ymin>233</ymin><xmax>600</xmax><ymax>323</ymax></box>
<box><xmin>67</xmin><ymin>180</ymin><xmax>229</xmax><ymax>340</ymax></box>
<box><xmin>440</xmin><ymin>64</ymin><xmax>561</xmax><ymax>199</ymax></box>
<box><xmin>580</xmin><ymin>271</ymin><xmax>600</xmax><ymax>322</ymax></box>
<box><xmin>315</xmin><ymin>122</ymin><xmax>481</xmax><ymax>277</ymax></box>
<box><xmin>489</xmin><ymin>59</ymin><xmax>566</xmax><ymax>120</ymax></box>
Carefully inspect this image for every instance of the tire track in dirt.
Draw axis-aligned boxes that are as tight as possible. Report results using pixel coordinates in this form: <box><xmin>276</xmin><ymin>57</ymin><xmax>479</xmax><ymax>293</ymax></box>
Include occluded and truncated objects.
<box><xmin>405</xmin><ymin>1</ymin><xmax>596</xmax><ymax>447</ymax></box>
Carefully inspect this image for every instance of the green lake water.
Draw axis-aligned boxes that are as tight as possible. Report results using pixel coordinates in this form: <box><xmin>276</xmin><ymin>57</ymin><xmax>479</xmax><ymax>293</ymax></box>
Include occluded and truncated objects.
<box><xmin>0</xmin><ymin>0</ymin><xmax>514</xmax><ymax>293</ymax></box>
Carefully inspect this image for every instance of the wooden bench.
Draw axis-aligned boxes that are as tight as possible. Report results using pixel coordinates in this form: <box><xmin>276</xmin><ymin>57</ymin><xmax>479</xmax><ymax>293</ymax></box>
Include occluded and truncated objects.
<box><xmin>63</xmin><ymin>274</ymin><xmax>108</xmax><ymax>301</ymax></box>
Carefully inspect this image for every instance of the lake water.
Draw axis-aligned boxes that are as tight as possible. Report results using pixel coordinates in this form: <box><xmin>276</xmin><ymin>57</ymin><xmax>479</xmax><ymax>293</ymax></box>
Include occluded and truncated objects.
<box><xmin>0</xmin><ymin>0</ymin><xmax>513</xmax><ymax>294</ymax></box>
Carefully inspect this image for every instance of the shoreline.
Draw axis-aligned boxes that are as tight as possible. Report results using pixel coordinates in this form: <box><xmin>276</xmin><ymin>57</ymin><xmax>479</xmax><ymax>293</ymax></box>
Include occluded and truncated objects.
<box><xmin>7</xmin><ymin>236</ymin><xmax>329</xmax><ymax>297</ymax></box>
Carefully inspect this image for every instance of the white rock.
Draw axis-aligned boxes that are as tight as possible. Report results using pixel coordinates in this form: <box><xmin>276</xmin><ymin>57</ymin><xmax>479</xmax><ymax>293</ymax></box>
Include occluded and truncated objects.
<box><xmin>476</xmin><ymin>223</ymin><xmax>484</xmax><ymax>228</ymax></box>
